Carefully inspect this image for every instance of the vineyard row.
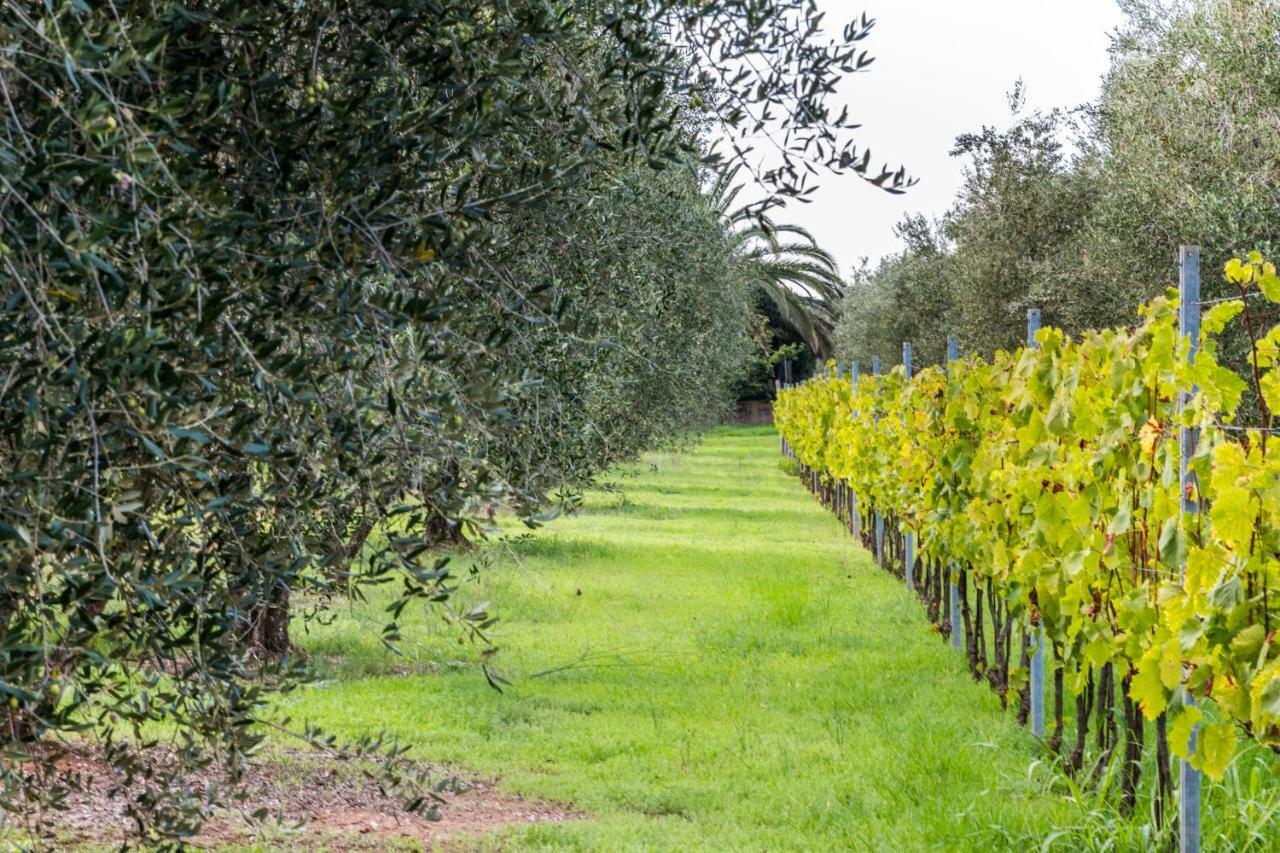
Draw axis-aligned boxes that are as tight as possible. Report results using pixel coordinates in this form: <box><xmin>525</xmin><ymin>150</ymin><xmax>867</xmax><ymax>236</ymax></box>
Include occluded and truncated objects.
<box><xmin>774</xmin><ymin>249</ymin><xmax>1280</xmax><ymax>848</ymax></box>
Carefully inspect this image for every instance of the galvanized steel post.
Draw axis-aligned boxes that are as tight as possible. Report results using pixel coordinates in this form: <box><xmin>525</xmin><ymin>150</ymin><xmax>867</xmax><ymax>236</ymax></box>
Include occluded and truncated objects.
<box><xmin>1178</xmin><ymin>246</ymin><xmax>1202</xmax><ymax>853</ymax></box>
<box><xmin>903</xmin><ymin>342</ymin><xmax>915</xmax><ymax>590</ymax></box>
<box><xmin>1027</xmin><ymin>308</ymin><xmax>1045</xmax><ymax>740</ymax></box>
<box><xmin>849</xmin><ymin>362</ymin><xmax>861</xmax><ymax>539</ymax></box>
<box><xmin>946</xmin><ymin>335</ymin><xmax>962</xmax><ymax>650</ymax></box>
<box><xmin>872</xmin><ymin>356</ymin><xmax>884</xmax><ymax>565</ymax></box>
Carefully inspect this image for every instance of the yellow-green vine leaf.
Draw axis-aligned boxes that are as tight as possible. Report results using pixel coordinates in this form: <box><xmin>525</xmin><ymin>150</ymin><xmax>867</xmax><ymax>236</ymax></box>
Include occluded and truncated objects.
<box><xmin>1192</xmin><ymin>721</ymin><xmax>1236</xmax><ymax>782</ymax></box>
<box><xmin>1169</xmin><ymin>705</ymin><xmax>1203</xmax><ymax>760</ymax></box>
<box><xmin>1130</xmin><ymin>648</ymin><xmax>1168</xmax><ymax>720</ymax></box>
<box><xmin>1202</xmin><ymin>299</ymin><xmax>1243</xmax><ymax>335</ymax></box>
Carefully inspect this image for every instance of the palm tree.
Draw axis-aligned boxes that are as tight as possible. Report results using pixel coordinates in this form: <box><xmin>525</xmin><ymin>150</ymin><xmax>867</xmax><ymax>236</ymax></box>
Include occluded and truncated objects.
<box><xmin>712</xmin><ymin>169</ymin><xmax>845</xmax><ymax>359</ymax></box>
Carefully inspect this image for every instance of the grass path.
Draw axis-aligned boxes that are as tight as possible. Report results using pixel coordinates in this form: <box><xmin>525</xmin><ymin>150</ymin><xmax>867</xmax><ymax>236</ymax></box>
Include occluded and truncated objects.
<box><xmin>288</xmin><ymin>426</ymin><xmax>1068</xmax><ymax>850</ymax></box>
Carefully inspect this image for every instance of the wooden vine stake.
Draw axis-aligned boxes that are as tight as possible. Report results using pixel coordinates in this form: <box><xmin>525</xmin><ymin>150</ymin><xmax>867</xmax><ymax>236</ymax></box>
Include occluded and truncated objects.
<box><xmin>1027</xmin><ymin>308</ymin><xmax>1045</xmax><ymax>739</ymax></box>
<box><xmin>1178</xmin><ymin>246</ymin><xmax>1201</xmax><ymax>853</ymax></box>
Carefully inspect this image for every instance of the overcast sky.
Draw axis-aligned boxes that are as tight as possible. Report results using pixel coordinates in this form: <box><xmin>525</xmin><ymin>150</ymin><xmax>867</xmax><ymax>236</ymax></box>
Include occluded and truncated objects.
<box><xmin>759</xmin><ymin>0</ymin><xmax>1128</xmax><ymax>276</ymax></box>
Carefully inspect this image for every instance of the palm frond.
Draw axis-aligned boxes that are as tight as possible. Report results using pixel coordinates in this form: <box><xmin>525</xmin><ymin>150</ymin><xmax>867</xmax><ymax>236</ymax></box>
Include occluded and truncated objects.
<box><xmin>711</xmin><ymin>168</ymin><xmax>844</xmax><ymax>359</ymax></box>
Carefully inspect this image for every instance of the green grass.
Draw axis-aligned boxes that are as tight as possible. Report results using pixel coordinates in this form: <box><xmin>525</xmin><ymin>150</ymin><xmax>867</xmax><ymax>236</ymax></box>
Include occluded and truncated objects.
<box><xmin>284</xmin><ymin>426</ymin><xmax>1076</xmax><ymax>850</ymax></box>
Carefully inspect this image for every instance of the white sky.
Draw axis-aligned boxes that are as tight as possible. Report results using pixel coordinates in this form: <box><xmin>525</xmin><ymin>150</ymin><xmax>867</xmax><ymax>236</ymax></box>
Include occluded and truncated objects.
<box><xmin>758</xmin><ymin>0</ymin><xmax>1128</xmax><ymax>275</ymax></box>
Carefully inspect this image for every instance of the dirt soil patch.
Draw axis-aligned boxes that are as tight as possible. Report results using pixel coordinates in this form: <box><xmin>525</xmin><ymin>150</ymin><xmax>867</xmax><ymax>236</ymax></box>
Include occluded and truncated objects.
<box><xmin>28</xmin><ymin>747</ymin><xmax>580</xmax><ymax>850</ymax></box>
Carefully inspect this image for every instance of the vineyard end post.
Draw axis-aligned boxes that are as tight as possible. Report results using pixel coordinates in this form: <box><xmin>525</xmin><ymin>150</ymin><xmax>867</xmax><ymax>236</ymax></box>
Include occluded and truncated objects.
<box><xmin>1027</xmin><ymin>308</ymin><xmax>1045</xmax><ymax>740</ymax></box>
<box><xmin>1178</xmin><ymin>246</ymin><xmax>1202</xmax><ymax>853</ymax></box>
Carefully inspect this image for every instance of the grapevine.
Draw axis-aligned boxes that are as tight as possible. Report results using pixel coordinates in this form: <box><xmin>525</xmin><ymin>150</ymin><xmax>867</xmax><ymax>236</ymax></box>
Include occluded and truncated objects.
<box><xmin>776</xmin><ymin>254</ymin><xmax>1280</xmax><ymax>813</ymax></box>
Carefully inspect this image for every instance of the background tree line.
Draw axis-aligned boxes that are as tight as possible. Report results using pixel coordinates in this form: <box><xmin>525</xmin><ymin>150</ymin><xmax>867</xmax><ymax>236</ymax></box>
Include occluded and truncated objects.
<box><xmin>836</xmin><ymin>0</ymin><xmax>1280</xmax><ymax>374</ymax></box>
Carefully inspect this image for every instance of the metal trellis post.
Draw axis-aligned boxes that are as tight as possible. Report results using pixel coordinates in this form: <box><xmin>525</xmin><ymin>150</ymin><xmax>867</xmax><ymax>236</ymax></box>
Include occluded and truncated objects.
<box><xmin>850</xmin><ymin>361</ymin><xmax>860</xmax><ymax>538</ymax></box>
<box><xmin>1178</xmin><ymin>246</ymin><xmax>1202</xmax><ymax>853</ymax></box>
<box><xmin>835</xmin><ymin>362</ymin><xmax>844</xmax><ymax>521</ymax></box>
<box><xmin>903</xmin><ymin>342</ymin><xmax>915</xmax><ymax>590</ymax></box>
<box><xmin>947</xmin><ymin>334</ymin><xmax>962</xmax><ymax>650</ymax></box>
<box><xmin>872</xmin><ymin>356</ymin><xmax>884</xmax><ymax>565</ymax></box>
<box><xmin>1027</xmin><ymin>308</ymin><xmax>1045</xmax><ymax>740</ymax></box>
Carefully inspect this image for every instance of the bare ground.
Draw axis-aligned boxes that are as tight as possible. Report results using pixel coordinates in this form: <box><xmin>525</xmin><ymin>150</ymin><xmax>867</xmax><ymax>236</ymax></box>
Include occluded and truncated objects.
<box><xmin>19</xmin><ymin>747</ymin><xmax>579</xmax><ymax>850</ymax></box>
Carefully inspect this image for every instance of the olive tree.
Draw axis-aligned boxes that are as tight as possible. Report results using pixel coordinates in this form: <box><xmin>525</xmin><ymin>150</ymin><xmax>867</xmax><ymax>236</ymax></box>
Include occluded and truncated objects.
<box><xmin>0</xmin><ymin>0</ymin><xmax>904</xmax><ymax>840</ymax></box>
<box><xmin>835</xmin><ymin>214</ymin><xmax>954</xmax><ymax>367</ymax></box>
